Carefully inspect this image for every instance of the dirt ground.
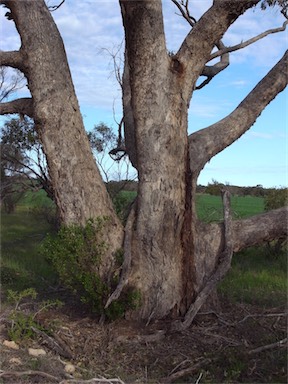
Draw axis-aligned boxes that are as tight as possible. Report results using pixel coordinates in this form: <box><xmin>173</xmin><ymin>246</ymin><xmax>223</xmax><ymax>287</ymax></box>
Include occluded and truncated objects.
<box><xmin>0</xmin><ymin>298</ymin><xmax>287</xmax><ymax>384</ymax></box>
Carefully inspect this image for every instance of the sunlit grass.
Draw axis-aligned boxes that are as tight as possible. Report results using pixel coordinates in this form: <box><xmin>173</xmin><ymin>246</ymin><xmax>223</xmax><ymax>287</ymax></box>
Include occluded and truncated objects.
<box><xmin>219</xmin><ymin>247</ymin><xmax>287</xmax><ymax>307</ymax></box>
<box><xmin>196</xmin><ymin>194</ymin><xmax>264</xmax><ymax>222</ymax></box>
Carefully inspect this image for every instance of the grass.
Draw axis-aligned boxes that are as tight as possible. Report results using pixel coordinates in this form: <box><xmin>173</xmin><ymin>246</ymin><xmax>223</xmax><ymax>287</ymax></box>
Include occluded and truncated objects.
<box><xmin>196</xmin><ymin>194</ymin><xmax>264</xmax><ymax>222</ymax></box>
<box><xmin>1</xmin><ymin>189</ymin><xmax>285</xmax><ymax>309</ymax></box>
<box><xmin>219</xmin><ymin>246</ymin><xmax>287</xmax><ymax>307</ymax></box>
<box><xmin>1</xmin><ymin>191</ymin><xmax>58</xmax><ymax>294</ymax></box>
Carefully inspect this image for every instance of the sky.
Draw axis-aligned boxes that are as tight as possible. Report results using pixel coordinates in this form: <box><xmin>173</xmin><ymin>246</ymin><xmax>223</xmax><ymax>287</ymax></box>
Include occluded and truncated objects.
<box><xmin>0</xmin><ymin>0</ymin><xmax>287</xmax><ymax>188</ymax></box>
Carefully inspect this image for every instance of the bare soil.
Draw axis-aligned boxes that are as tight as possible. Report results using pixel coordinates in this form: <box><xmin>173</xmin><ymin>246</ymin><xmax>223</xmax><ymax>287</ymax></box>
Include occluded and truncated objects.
<box><xmin>0</xmin><ymin>298</ymin><xmax>287</xmax><ymax>384</ymax></box>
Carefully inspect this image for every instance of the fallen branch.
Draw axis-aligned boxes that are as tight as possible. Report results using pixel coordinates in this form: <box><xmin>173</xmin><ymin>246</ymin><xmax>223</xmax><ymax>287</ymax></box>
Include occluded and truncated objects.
<box><xmin>59</xmin><ymin>377</ymin><xmax>126</xmax><ymax>384</ymax></box>
<box><xmin>248</xmin><ymin>337</ymin><xmax>287</xmax><ymax>355</ymax></box>
<box><xmin>0</xmin><ymin>369</ymin><xmax>59</xmax><ymax>382</ymax></box>
<box><xmin>238</xmin><ymin>312</ymin><xmax>288</xmax><ymax>324</ymax></box>
<box><xmin>31</xmin><ymin>326</ymin><xmax>73</xmax><ymax>359</ymax></box>
<box><xmin>160</xmin><ymin>358</ymin><xmax>213</xmax><ymax>383</ymax></box>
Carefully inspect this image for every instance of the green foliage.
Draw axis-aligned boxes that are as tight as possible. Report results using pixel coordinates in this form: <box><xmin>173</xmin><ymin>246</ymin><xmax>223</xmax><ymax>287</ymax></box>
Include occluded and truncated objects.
<box><xmin>8</xmin><ymin>311</ymin><xmax>41</xmax><ymax>341</ymax></box>
<box><xmin>112</xmin><ymin>191</ymin><xmax>135</xmax><ymax>223</ymax></box>
<box><xmin>41</xmin><ymin>219</ymin><xmax>140</xmax><ymax>319</ymax></box>
<box><xmin>105</xmin><ymin>288</ymin><xmax>142</xmax><ymax>320</ymax></box>
<box><xmin>7</xmin><ymin>287</ymin><xmax>37</xmax><ymax>309</ymax></box>
<box><xmin>205</xmin><ymin>179</ymin><xmax>224</xmax><ymax>196</ymax></box>
<box><xmin>264</xmin><ymin>187</ymin><xmax>288</xmax><ymax>211</ymax></box>
<box><xmin>7</xmin><ymin>288</ymin><xmax>63</xmax><ymax>342</ymax></box>
<box><xmin>87</xmin><ymin>122</ymin><xmax>117</xmax><ymax>153</ymax></box>
<box><xmin>41</xmin><ymin>218</ymin><xmax>110</xmax><ymax>313</ymax></box>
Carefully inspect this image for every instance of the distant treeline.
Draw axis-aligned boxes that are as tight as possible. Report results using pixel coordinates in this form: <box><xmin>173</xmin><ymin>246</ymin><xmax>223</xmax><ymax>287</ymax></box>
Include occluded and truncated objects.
<box><xmin>106</xmin><ymin>180</ymin><xmax>287</xmax><ymax>198</ymax></box>
<box><xmin>197</xmin><ymin>181</ymin><xmax>287</xmax><ymax>198</ymax></box>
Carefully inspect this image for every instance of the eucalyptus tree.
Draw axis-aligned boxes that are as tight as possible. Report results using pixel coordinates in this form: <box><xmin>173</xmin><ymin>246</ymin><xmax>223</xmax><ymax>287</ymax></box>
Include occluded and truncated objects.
<box><xmin>0</xmin><ymin>0</ymin><xmax>286</xmax><ymax>326</ymax></box>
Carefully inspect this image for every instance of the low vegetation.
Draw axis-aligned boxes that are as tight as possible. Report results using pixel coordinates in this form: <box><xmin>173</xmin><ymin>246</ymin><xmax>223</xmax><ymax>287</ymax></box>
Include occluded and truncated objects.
<box><xmin>0</xmin><ymin>186</ymin><xmax>287</xmax><ymax>383</ymax></box>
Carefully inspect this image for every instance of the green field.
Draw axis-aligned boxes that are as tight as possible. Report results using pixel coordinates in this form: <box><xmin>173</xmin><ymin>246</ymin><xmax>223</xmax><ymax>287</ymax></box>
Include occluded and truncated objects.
<box><xmin>1</xmin><ymin>190</ymin><xmax>286</xmax><ymax>308</ymax></box>
<box><xmin>1</xmin><ymin>191</ymin><xmax>57</xmax><ymax>293</ymax></box>
<box><xmin>196</xmin><ymin>194</ymin><xmax>264</xmax><ymax>222</ymax></box>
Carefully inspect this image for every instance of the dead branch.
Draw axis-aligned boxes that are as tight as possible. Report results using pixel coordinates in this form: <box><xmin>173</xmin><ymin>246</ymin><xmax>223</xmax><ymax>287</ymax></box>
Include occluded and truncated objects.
<box><xmin>59</xmin><ymin>378</ymin><xmax>126</xmax><ymax>384</ymax></box>
<box><xmin>30</xmin><ymin>326</ymin><xmax>73</xmax><ymax>359</ymax></box>
<box><xmin>0</xmin><ymin>97</ymin><xmax>33</xmax><ymax>117</ymax></box>
<box><xmin>238</xmin><ymin>312</ymin><xmax>288</xmax><ymax>324</ymax></box>
<box><xmin>0</xmin><ymin>369</ymin><xmax>59</xmax><ymax>382</ymax></box>
<box><xmin>171</xmin><ymin>0</ymin><xmax>197</xmax><ymax>27</ymax></box>
<box><xmin>196</xmin><ymin>40</ymin><xmax>229</xmax><ymax>89</ymax></box>
<box><xmin>248</xmin><ymin>337</ymin><xmax>287</xmax><ymax>355</ymax></box>
<box><xmin>160</xmin><ymin>358</ymin><xmax>213</xmax><ymax>383</ymax></box>
<box><xmin>210</xmin><ymin>20</ymin><xmax>288</xmax><ymax>61</ymax></box>
<box><xmin>48</xmin><ymin>0</ymin><xmax>66</xmax><ymax>12</ymax></box>
<box><xmin>105</xmin><ymin>203</ymin><xmax>136</xmax><ymax>308</ymax></box>
<box><xmin>173</xmin><ymin>190</ymin><xmax>233</xmax><ymax>331</ymax></box>
<box><xmin>0</xmin><ymin>67</ymin><xmax>26</xmax><ymax>102</ymax></box>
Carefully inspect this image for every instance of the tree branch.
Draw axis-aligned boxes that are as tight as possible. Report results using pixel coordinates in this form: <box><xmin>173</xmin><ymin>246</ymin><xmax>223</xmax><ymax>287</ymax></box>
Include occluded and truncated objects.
<box><xmin>189</xmin><ymin>50</ymin><xmax>287</xmax><ymax>175</ymax></box>
<box><xmin>0</xmin><ymin>50</ymin><xmax>25</xmax><ymax>70</ymax></box>
<box><xmin>209</xmin><ymin>20</ymin><xmax>288</xmax><ymax>61</ymax></box>
<box><xmin>48</xmin><ymin>0</ymin><xmax>65</xmax><ymax>12</ymax></box>
<box><xmin>0</xmin><ymin>97</ymin><xmax>33</xmax><ymax>117</ymax></box>
<box><xmin>232</xmin><ymin>206</ymin><xmax>288</xmax><ymax>252</ymax></box>
<box><xmin>171</xmin><ymin>0</ymin><xmax>197</xmax><ymax>28</ymax></box>
<box><xmin>196</xmin><ymin>40</ymin><xmax>229</xmax><ymax>90</ymax></box>
<box><xmin>177</xmin><ymin>0</ymin><xmax>259</xmax><ymax>101</ymax></box>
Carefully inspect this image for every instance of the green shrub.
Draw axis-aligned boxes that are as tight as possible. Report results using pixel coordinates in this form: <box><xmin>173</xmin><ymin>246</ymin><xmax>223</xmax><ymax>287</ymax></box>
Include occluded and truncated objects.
<box><xmin>41</xmin><ymin>218</ymin><xmax>140</xmax><ymax>319</ymax></box>
<box><xmin>41</xmin><ymin>218</ymin><xmax>109</xmax><ymax>313</ymax></box>
<box><xmin>7</xmin><ymin>288</ymin><xmax>62</xmax><ymax>342</ymax></box>
<box><xmin>264</xmin><ymin>187</ymin><xmax>288</xmax><ymax>211</ymax></box>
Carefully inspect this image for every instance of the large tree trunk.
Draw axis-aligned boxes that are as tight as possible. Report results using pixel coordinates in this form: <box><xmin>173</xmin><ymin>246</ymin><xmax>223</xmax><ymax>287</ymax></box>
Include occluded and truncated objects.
<box><xmin>1</xmin><ymin>0</ymin><xmax>287</xmax><ymax>323</ymax></box>
<box><xmin>0</xmin><ymin>0</ymin><xmax>124</xmax><ymax>277</ymax></box>
<box><xmin>118</xmin><ymin>0</ymin><xmax>287</xmax><ymax>321</ymax></box>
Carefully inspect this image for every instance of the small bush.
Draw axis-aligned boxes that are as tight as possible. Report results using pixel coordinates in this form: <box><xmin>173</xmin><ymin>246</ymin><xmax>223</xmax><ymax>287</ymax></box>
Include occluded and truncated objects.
<box><xmin>41</xmin><ymin>218</ymin><xmax>140</xmax><ymax>319</ymax></box>
<box><xmin>264</xmin><ymin>187</ymin><xmax>288</xmax><ymax>211</ymax></box>
<box><xmin>7</xmin><ymin>288</ymin><xmax>62</xmax><ymax>342</ymax></box>
<box><xmin>41</xmin><ymin>217</ymin><xmax>109</xmax><ymax>313</ymax></box>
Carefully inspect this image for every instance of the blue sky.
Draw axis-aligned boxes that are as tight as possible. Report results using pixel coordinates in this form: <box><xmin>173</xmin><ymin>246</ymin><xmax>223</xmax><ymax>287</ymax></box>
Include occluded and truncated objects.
<box><xmin>0</xmin><ymin>0</ymin><xmax>287</xmax><ymax>187</ymax></box>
